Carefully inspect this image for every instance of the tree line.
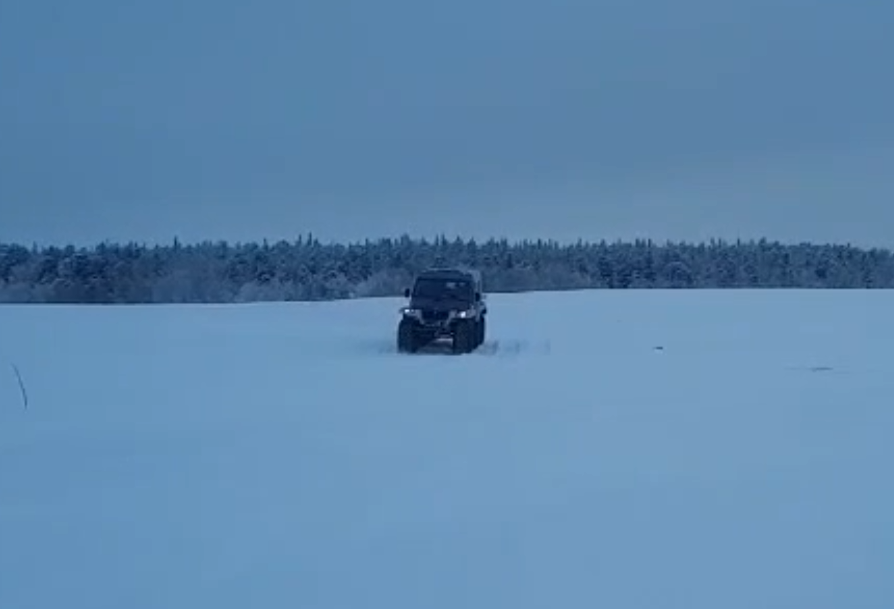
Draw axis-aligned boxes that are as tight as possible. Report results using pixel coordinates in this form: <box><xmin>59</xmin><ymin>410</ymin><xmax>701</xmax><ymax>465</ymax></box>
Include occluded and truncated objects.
<box><xmin>1</xmin><ymin>234</ymin><xmax>891</xmax><ymax>304</ymax></box>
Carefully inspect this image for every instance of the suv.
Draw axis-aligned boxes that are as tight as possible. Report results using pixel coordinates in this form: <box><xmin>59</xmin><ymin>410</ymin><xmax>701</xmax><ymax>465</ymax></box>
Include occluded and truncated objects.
<box><xmin>397</xmin><ymin>268</ymin><xmax>487</xmax><ymax>354</ymax></box>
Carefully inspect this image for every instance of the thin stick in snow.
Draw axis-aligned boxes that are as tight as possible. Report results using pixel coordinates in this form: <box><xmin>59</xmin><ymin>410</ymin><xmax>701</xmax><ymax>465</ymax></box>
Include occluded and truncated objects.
<box><xmin>11</xmin><ymin>364</ymin><xmax>28</xmax><ymax>410</ymax></box>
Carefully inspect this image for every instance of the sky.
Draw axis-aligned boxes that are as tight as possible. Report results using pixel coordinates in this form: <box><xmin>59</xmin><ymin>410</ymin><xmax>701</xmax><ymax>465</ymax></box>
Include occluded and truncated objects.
<box><xmin>1</xmin><ymin>0</ymin><xmax>892</xmax><ymax>248</ymax></box>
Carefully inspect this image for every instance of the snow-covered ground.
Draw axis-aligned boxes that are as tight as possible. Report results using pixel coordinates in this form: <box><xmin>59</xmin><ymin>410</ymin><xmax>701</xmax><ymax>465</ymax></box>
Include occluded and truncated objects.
<box><xmin>1</xmin><ymin>289</ymin><xmax>892</xmax><ymax>609</ymax></box>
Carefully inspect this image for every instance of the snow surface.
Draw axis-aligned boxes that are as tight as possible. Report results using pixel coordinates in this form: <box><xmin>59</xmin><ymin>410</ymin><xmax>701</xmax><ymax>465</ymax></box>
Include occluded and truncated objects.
<box><xmin>1</xmin><ymin>289</ymin><xmax>893</xmax><ymax>609</ymax></box>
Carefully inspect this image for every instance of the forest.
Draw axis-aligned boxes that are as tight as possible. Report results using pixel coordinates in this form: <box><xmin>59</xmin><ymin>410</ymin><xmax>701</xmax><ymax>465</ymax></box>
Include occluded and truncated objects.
<box><xmin>1</xmin><ymin>235</ymin><xmax>892</xmax><ymax>304</ymax></box>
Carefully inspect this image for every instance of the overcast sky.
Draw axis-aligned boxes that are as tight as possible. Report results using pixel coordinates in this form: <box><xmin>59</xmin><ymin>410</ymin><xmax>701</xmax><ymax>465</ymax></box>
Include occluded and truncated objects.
<box><xmin>1</xmin><ymin>0</ymin><xmax>892</xmax><ymax>247</ymax></box>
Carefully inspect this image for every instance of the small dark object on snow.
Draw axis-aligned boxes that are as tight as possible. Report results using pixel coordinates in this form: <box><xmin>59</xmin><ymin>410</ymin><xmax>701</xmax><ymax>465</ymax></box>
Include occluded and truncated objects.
<box><xmin>11</xmin><ymin>364</ymin><xmax>28</xmax><ymax>410</ymax></box>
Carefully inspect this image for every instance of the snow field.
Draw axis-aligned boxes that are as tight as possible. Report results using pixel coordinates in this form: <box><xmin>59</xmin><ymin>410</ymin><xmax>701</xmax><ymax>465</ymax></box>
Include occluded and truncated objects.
<box><xmin>1</xmin><ymin>289</ymin><xmax>893</xmax><ymax>609</ymax></box>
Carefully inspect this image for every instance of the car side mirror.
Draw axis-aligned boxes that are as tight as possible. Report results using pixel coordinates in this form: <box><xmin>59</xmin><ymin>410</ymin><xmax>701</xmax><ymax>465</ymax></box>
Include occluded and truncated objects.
<box><xmin>475</xmin><ymin>292</ymin><xmax>481</xmax><ymax>302</ymax></box>
<box><xmin>404</xmin><ymin>288</ymin><xmax>411</xmax><ymax>298</ymax></box>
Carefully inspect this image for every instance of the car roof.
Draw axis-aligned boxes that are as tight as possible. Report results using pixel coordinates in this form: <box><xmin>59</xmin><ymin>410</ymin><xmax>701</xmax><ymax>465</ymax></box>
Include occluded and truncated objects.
<box><xmin>416</xmin><ymin>267</ymin><xmax>481</xmax><ymax>282</ymax></box>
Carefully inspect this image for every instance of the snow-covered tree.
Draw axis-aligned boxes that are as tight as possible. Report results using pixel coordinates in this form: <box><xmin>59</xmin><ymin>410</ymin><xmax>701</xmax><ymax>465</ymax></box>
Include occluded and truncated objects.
<box><xmin>0</xmin><ymin>235</ymin><xmax>890</xmax><ymax>304</ymax></box>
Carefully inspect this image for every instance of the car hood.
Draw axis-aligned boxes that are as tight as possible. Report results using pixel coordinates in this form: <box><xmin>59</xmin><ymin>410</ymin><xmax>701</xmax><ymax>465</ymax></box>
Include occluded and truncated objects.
<box><xmin>409</xmin><ymin>298</ymin><xmax>471</xmax><ymax>312</ymax></box>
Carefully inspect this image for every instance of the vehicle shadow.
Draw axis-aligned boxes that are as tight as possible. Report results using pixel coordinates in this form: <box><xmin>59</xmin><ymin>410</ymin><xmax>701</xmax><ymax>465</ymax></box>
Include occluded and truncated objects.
<box><xmin>406</xmin><ymin>338</ymin><xmax>541</xmax><ymax>357</ymax></box>
<box><xmin>413</xmin><ymin>338</ymin><xmax>461</xmax><ymax>355</ymax></box>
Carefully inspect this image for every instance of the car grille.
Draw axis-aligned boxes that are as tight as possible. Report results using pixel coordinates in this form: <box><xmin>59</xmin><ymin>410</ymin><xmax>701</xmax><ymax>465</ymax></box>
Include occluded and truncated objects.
<box><xmin>421</xmin><ymin>310</ymin><xmax>449</xmax><ymax>323</ymax></box>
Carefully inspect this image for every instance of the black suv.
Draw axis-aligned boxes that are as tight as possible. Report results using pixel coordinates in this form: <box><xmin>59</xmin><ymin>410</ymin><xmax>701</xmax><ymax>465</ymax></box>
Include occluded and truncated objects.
<box><xmin>397</xmin><ymin>268</ymin><xmax>487</xmax><ymax>354</ymax></box>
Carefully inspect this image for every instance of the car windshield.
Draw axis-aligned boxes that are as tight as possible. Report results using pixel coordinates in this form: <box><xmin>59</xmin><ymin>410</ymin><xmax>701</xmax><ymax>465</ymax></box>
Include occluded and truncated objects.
<box><xmin>412</xmin><ymin>278</ymin><xmax>473</xmax><ymax>301</ymax></box>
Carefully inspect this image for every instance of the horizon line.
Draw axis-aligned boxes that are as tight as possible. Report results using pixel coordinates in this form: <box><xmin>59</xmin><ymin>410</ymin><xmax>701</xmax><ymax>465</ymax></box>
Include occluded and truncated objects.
<box><xmin>0</xmin><ymin>233</ymin><xmax>886</xmax><ymax>252</ymax></box>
